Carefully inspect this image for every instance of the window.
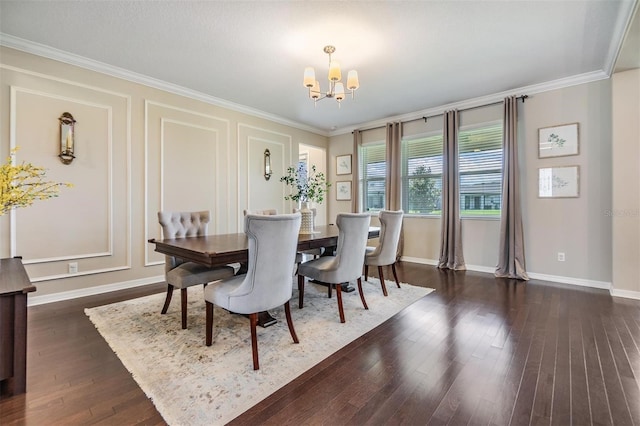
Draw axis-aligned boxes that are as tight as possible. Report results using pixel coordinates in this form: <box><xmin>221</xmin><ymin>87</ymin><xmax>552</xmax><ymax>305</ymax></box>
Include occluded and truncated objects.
<box><xmin>401</xmin><ymin>133</ymin><xmax>443</xmax><ymax>215</ymax></box>
<box><xmin>359</xmin><ymin>143</ymin><xmax>386</xmax><ymax>211</ymax></box>
<box><xmin>458</xmin><ymin>122</ymin><xmax>503</xmax><ymax>217</ymax></box>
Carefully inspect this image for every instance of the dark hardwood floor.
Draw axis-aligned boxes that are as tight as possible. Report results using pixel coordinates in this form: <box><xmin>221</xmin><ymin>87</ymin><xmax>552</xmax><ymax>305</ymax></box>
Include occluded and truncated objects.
<box><xmin>1</xmin><ymin>263</ymin><xmax>639</xmax><ymax>425</ymax></box>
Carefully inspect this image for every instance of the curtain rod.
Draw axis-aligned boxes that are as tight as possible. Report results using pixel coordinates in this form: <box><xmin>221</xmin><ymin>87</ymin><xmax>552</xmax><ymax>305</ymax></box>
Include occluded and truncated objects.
<box><xmin>353</xmin><ymin>95</ymin><xmax>528</xmax><ymax>133</ymax></box>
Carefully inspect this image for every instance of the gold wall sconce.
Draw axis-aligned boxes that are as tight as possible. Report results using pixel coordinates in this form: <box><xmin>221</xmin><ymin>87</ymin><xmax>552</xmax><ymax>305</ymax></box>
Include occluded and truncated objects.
<box><xmin>264</xmin><ymin>149</ymin><xmax>272</xmax><ymax>180</ymax></box>
<box><xmin>58</xmin><ymin>112</ymin><xmax>76</xmax><ymax>165</ymax></box>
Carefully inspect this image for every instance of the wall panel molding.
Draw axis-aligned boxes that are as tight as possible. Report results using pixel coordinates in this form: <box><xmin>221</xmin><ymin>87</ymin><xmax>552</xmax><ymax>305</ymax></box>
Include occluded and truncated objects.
<box><xmin>4</xmin><ymin>68</ymin><xmax>132</xmax><ymax>280</ymax></box>
<box><xmin>144</xmin><ymin>100</ymin><xmax>231</xmax><ymax>266</ymax></box>
<box><xmin>237</xmin><ymin>123</ymin><xmax>292</xmax><ymax>229</ymax></box>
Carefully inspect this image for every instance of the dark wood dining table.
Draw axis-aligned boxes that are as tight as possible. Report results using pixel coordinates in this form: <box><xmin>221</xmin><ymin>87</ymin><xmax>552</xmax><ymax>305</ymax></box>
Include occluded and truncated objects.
<box><xmin>148</xmin><ymin>224</ymin><xmax>380</xmax><ymax>327</ymax></box>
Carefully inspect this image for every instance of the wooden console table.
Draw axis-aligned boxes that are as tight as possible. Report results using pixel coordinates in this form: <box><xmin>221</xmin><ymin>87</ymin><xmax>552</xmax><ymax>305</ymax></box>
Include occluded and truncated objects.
<box><xmin>0</xmin><ymin>257</ymin><xmax>36</xmax><ymax>397</ymax></box>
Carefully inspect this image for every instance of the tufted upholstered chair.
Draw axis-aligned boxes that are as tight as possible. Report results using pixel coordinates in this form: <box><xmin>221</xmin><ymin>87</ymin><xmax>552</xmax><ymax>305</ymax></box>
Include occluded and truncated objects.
<box><xmin>158</xmin><ymin>211</ymin><xmax>235</xmax><ymax>329</ymax></box>
<box><xmin>297</xmin><ymin>212</ymin><xmax>371</xmax><ymax>323</ymax></box>
<box><xmin>243</xmin><ymin>209</ymin><xmax>277</xmax><ymax>216</ymax></box>
<box><xmin>364</xmin><ymin>210</ymin><xmax>404</xmax><ymax>296</ymax></box>
<box><xmin>204</xmin><ymin>213</ymin><xmax>302</xmax><ymax>370</ymax></box>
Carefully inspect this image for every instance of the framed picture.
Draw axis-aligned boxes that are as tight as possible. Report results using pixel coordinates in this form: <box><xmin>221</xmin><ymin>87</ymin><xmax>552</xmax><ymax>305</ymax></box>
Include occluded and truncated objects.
<box><xmin>538</xmin><ymin>122</ymin><xmax>579</xmax><ymax>158</ymax></box>
<box><xmin>538</xmin><ymin>166</ymin><xmax>579</xmax><ymax>198</ymax></box>
<box><xmin>336</xmin><ymin>181</ymin><xmax>352</xmax><ymax>201</ymax></box>
<box><xmin>336</xmin><ymin>154</ymin><xmax>352</xmax><ymax>175</ymax></box>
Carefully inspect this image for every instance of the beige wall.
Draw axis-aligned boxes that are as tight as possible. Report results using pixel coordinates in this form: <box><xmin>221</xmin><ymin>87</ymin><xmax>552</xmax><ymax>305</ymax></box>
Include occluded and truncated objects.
<box><xmin>612</xmin><ymin>68</ymin><xmax>640</xmax><ymax>296</ymax></box>
<box><xmin>1</xmin><ymin>45</ymin><xmax>635</xmax><ymax>300</ymax></box>
<box><xmin>0</xmin><ymin>47</ymin><xmax>327</xmax><ymax>300</ymax></box>
<box><xmin>329</xmin><ymin>79</ymin><xmax>617</xmax><ymax>289</ymax></box>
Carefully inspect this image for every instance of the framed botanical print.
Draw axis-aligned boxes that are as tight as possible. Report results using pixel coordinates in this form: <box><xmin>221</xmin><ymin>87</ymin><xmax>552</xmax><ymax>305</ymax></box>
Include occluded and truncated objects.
<box><xmin>336</xmin><ymin>181</ymin><xmax>352</xmax><ymax>200</ymax></box>
<box><xmin>336</xmin><ymin>154</ymin><xmax>352</xmax><ymax>175</ymax></box>
<box><xmin>538</xmin><ymin>123</ymin><xmax>579</xmax><ymax>158</ymax></box>
<box><xmin>538</xmin><ymin>166</ymin><xmax>579</xmax><ymax>198</ymax></box>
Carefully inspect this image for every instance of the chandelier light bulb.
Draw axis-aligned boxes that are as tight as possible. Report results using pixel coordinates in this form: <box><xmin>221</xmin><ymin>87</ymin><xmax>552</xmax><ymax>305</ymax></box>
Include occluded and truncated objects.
<box><xmin>347</xmin><ymin>70</ymin><xmax>359</xmax><ymax>91</ymax></box>
<box><xmin>302</xmin><ymin>45</ymin><xmax>358</xmax><ymax>106</ymax></box>
<box><xmin>328</xmin><ymin>61</ymin><xmax>341</xmax><ymax>82</ymax></box>
<box><xmin>335</xmin><ymin>82</ymin><xmax>345</xmax><ymax>102</ymax></box>
<box><xmin>303</xmin><ymin>67</ymin><xmax>316</xmax><ymax>88</ymax></box>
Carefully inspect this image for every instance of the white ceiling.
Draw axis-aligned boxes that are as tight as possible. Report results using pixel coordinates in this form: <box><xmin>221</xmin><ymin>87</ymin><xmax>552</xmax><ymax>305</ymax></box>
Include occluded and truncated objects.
<box><xmin>1</xmin><ymin>1</ymin><xmax>638</xmax><ymax>135</ymax></box>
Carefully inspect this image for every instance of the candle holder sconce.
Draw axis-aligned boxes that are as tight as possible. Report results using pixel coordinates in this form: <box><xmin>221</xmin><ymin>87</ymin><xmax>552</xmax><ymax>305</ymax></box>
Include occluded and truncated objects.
<box><xmin>58</xmin><ymin>112</ymin><xmax>76</xmax><ymax>165</ymax></box>
<box><xmin>264</xmin><ymin>149</ymin><xmax>272</xmax><ymax>180</ymax></box>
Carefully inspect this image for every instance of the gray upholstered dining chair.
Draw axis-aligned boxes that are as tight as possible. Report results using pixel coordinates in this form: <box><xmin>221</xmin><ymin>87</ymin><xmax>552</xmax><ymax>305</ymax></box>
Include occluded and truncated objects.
<box><xmin>158</xmin><ymin>211</ymin><xmax>235</xmax><ymax>329</ymax></box>
<box><xmin>364</xmin><ymin>210</ymin><xmax>404</xmax><ymax>296</ymax></box>
<box><xmin>204</xmin><ymin>213</ymin><xmax>302</xmax><ymax>370</ymax></box>
<box><xmin>297</xmin><ymin>212</ymin><xmax>371</xmax><ymax>323</ymax></box>
<box><xmin>243</xmin><ymin>208</ymin><xmax>277</xmax><ymax>216</ymax></box>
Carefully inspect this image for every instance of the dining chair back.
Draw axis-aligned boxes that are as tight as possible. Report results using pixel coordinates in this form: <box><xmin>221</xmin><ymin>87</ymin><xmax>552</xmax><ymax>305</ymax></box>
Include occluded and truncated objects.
<box><xmin>204</xmin><ymin>213</ymin><xmax>302</xmax><ymax>370</ymax></box>
<box><xmin>158</xmin><ymin>211</ymin><xmax>235</xmax><ymax>329</ymax></box>
<box><xmin>297</xmin><ymin>212</ymin><xmax>371</xmax><ymax>323</ymax></box>
<box><xmin>364</xmin><ymin>210</ymin><xmax>404</xmax><ymax>296</ymax></box>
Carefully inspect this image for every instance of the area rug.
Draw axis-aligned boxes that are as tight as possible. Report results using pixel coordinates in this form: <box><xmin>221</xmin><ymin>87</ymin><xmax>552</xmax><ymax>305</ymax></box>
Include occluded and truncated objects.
<box><xmin>85</xmin><ymin>278</ymin><xmax>434</xmax><ymax>425</ymax></box>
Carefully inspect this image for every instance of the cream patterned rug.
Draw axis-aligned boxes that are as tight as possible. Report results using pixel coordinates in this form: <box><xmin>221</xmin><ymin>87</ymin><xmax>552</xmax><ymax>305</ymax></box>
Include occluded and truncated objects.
<box><xmin>85</xmin><ymin>278</ymin><xmax>434</xmax><ymax>425</ymax></box>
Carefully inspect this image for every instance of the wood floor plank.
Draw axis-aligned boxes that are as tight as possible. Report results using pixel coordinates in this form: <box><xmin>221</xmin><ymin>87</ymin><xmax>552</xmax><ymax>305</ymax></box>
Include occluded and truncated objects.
<box><xmin>2</xmin><ymin>265</ymin><xmax>640</xmax><ymax>426</ymax></box>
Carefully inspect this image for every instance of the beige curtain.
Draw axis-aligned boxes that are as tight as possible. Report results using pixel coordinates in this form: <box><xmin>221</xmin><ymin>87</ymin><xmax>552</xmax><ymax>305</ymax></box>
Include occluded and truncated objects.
<box><xmin>351</xmin><ymin>130</ymin><xmax>362</xmax><ymax>212</ymax></box>
<box><xmin>438</xmin><ymin>110</ymin><xmax>465</xmax><ymax>270</ymax></box>
<box><xmin>385</xmin><ymin>122</ymin><xmax>402</xmax><ymax>211</ymax></box>
<box><xmin>495</xmin><ymin>96</ymin><xmax>529</xmax><ymax>280</ymax></box>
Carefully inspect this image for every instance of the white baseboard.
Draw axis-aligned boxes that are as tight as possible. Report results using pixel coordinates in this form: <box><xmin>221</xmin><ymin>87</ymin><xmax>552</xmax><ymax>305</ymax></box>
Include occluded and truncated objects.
<box><xmin>399</xmin><ymin>256</ymin><xmax>629</xmax><ymax>296</ymax></box>
<box><xmin>526</xmin><ymin>272</ymin><xmax>611</xmax><ymax>290</ymax></box>
<box><xmin>28</xmin><ymin>275</ymin><xmax>164</xmax><ymax>306</ymax></box>
<box><xmin>400</xmin><ymin>256</ymin><xmax>438</xmax><ymax>266</ymax></box>
<box><xmin>27</xmin><ymin>262</ymin><xmax>640</xmax><ymax>305</ymax></box>
<box><xmin>610</xmin><ymin>288</ymin><xmax>640</xmax><ymax>300</ymax></box>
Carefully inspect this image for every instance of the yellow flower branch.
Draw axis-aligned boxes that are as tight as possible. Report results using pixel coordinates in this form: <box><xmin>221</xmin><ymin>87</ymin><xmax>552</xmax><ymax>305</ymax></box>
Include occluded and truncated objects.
<box><xmin>0</xmin><ymin>147</ymin><xmax>72</xmax><ymax>215</ymax></box>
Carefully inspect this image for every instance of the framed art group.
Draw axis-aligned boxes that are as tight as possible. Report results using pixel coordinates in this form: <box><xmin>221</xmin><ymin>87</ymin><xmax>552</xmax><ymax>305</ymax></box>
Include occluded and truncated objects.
<box><xmin>537</xmin><ymin>122</ymin><xmax>580</xmax><ymax>198</ymax></box>
<box><xmin>335</xmin><ymin>154</ymin><xmax>352</xmax><ymax>200</ymax></box>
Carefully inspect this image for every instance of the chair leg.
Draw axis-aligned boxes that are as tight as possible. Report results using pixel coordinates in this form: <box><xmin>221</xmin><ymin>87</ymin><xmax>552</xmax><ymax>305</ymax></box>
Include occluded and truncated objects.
<box><xmin>357</xmin><ymin>277</ymin><xmax>368</xmax><ymax>310</ymax></box>
<box><xmin>205</xmin><ymin>301</ymin><xmax>214</xmax><ymax>346</ymax></box>
<box><xmin>249</xmin><ymin>313</ymin><xmax>259</xmax><ymax>370</ymax></box>
<box><xmin>298</xmin><ymin>274</ymin><xmax>305</xmax><ymax>309</ymax></box>
<box><xmin>364</xmin><ymin>265</ymin><xmax>369</xmax><ymax>281</ymax></box>
<box><xmin>335</xmin><ymin>283</ymin><xmax>345</xmax><ymax>323</ymax></box>
<box><xmin>392</xmin><ymin>262</ymin><xmax>401</xmax><ymax>288</ymax></box>
<box><xmin>160</xmin><ymin>284</ymin><xmax>174</xmax><ymax>314</ymax></box>
<box><xmin>284</xmin><ymin>301</ymin><xmax>299</xmax><ymax>344</ymax></box>
<box><xmin>378</xmin><ymin>266</ymin><xmax>388</xmax><ymax>296</ymax></box>
<box><xmin>181</xmin><ymin>288</ymin><xmax>188</xmax><ymax>329</ymax></box>
<box><xmin>327</xmin><ymin>282</ymin><xmax>332</xmax><ymax>298</ymax></box>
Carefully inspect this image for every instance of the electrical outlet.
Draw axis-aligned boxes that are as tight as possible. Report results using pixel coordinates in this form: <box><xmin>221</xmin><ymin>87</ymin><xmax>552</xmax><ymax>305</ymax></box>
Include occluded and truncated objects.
<box><xmin>68</xmin><ymin>262</ymin><xmax>78</xmax><ymax>274</ymax></box>
<box><xmin>557</xmin><ymin>252</ymin><xmax>565</xmax><ymax>262</ymax></box>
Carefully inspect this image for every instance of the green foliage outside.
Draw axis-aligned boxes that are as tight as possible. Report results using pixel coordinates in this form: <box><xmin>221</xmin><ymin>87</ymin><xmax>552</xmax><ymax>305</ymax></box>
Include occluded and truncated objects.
<box><xmin>407</xmin><ymin>165</ymin><xmax>440</xmax><ymax>214</ymax></box>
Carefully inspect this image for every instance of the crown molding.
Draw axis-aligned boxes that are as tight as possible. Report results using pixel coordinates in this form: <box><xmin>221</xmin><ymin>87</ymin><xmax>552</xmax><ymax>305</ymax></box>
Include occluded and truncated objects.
<box><xmin>330</xmin><ymin>69</ymin><xmax>610</xmax><ymax>137</ymax></box>
<box><xmin>0</xmin><ymin>33</ymin><xmax>329</xmax><ymax>137</ymax></box>
<box><xmin>605</xmin><ymin>0</ymin><xmax>640</xmax><ymax>76</ymax></box>
<box><xmin>0</xmin><ymin>31</ymin><xmax>617</xmax><ymax>140</ymax></box>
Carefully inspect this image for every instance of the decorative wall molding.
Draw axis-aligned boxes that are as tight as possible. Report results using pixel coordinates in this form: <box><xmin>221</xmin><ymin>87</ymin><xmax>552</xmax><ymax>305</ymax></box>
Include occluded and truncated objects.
<box><xmin>0</xmin><ymin>33</ymin><xmax>327</xmax><ymax>137</ymax></box>
<box><xmin>28</xmin><ymin>265</ymin><xmax>131</xmax><ymax>284</ymax></box>
<box><xmin>237</xmin><ymin>123</ymin><xmax>292</xmax><ymax>230</ymax></box>
<box><xmin>27</xmin><ymin>274</ymin><xmax>163</xmax><ymax>306</ymax></box>
<box><xmin>9</xmin><ymin>86</ymin><xmax>115</xmax><ymax>262</ymax></box>
<box><xmin>4</xmin><ymin>69</ymin><xmax>133</xmax><ymax>280</ymax></box>
<box><xmin>330</xmin><ymin>70</ymin><xmax>610</xmax><ymax>137</ymax></box>
<box><xmin>144</xmin><ymin>100</ymin><xmax>231</xmax><ymax>266</ymax></box>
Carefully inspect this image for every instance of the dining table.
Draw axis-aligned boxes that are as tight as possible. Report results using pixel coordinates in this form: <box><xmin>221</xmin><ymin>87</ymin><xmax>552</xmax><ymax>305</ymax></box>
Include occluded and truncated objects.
<box><xmin>148</xmin><ymin>224</ymin><xmax>380</xmax><ymax>327</ymax></box>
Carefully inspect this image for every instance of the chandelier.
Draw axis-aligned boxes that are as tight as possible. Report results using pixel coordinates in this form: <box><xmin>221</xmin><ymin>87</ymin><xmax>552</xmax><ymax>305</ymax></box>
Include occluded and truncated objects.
<box><xmin>303</xmin><ymin>45</ymin><xmax>359</xmax><ymax>107</ymax></box>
